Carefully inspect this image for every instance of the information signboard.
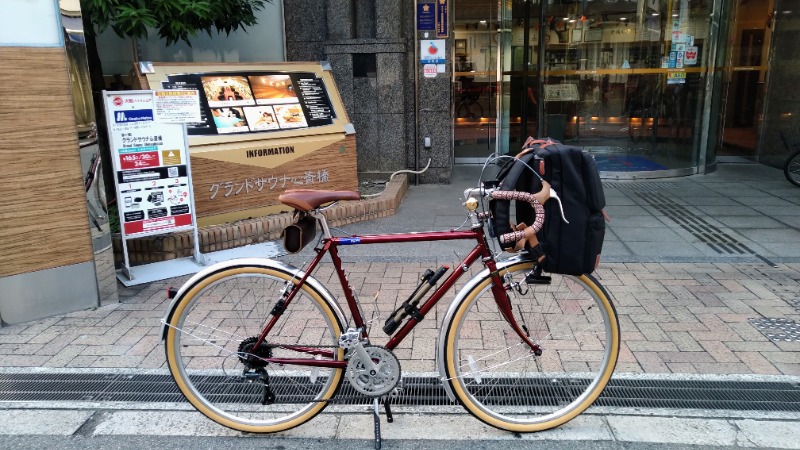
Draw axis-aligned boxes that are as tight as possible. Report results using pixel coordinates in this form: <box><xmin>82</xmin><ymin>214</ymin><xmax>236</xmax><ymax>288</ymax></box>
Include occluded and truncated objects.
<box><xmin>142</xmin><ymin>62</ymin><xmax>358</xmax><ymax>226</ymax></box>
<box><xmin>105</xmin><ymin>91</ymin><xmax>196</xmax><ymax>238</ymax></box>
<box><xmin>544</xmin><ymin>84</ymin><xmax>579</xmax><ymax>102</ymax></box>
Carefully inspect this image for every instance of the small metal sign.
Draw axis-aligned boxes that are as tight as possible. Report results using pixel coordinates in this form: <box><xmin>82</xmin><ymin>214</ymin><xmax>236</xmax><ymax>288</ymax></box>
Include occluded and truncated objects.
<box><xmin>417</xmin><ymin>2</ymin><xmax>435</xmax><ymax>31</ymax></box>
<box><xmin>423</xmin><ymin>64</ymin><xmax>437</xmax><ymax>78</ymax></box>
<box><xmin>436</xmin><ymin>0</ymin><xmax>448</xmax><ymax>38</ymax></box>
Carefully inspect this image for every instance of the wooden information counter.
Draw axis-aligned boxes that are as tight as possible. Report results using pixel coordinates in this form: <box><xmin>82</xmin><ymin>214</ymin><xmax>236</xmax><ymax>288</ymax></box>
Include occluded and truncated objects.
<box><xmin>143</xmin><ymin>62</ymin><xmax>357</xmax><ymax>226</ymax></box>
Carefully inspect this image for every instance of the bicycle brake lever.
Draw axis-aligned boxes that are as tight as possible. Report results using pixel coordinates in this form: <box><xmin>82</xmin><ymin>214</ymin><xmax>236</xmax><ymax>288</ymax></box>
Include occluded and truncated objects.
<box><xmin>549</xmin><ymin>188</ymin><xmax>570</xmax><ymax>224</ymax></box>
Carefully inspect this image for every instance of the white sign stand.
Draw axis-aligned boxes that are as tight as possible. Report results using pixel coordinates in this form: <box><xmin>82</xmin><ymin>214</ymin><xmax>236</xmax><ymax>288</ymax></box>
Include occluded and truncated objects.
<box><xmin>103</xmin><ymin>90</ymin><xmax>206</xmax><ymax>284</ymax></box>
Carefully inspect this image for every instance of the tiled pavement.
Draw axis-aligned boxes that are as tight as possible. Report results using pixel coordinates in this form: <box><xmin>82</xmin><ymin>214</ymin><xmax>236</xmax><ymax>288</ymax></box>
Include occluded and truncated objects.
<box><xmin>1</xmin><ymin>162</ymin><xmax>799</xmax><ymax>377</ymax></box>
<box><xmin>1</xmin><ymin>261</ymin><xmax>798</xmax><ymax>376</ymax></box>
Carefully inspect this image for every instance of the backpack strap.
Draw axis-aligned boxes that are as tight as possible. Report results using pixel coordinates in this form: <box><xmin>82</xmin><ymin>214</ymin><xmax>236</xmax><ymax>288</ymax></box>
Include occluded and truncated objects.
<box><xmin>521</xmin><ymin>136</ymin><xmax>557</xmax><ymax>152</ymax></box>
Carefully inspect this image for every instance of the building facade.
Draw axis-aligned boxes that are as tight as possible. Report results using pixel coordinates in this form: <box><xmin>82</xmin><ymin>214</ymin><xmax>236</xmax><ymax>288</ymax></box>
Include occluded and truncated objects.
<box><xmin>97</xmin><ymin>0</ymin><xmax>800</xmax><ymax>181</ymax></box>
<box><xmin>285</xmin><ymin>0</ymin><xmax>800</xmax><ymax>180</ymax></box>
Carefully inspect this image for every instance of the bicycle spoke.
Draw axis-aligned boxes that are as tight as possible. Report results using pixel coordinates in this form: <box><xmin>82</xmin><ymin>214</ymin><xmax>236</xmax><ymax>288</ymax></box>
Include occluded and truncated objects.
<box><xmin>165</xmin><ymin>267</ymin><xmax>343</xmax><ymax>431</ymax></box>
<box><xmin>445</xmin><ymin>263</ymin><xmax>619</xmax><ymax>430</ymax></box>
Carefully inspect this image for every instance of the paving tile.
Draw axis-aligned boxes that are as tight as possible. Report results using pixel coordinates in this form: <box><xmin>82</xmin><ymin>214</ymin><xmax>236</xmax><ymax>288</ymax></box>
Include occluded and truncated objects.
<box><xmin>691</xmin><ymin>362</ymin><xmax>751</xmax><ymax>374</ymax></box>
<box><xmin>607</xmin><ymin>416</ymin><xmax>737</xmax><ymax>446</ymax></box>
<box><xmin>735</xmin><ymin>419</ymin><xmax>800</xmax><ymax>449</ymax></box>
<box><xmin>736</xmin><ymin>352</ymin><xmax>783</xmax><ymax>375</ymax></box>
<box><xmin>698</xmin><ymin>340</ymin><xmax>741</xmax><ymax>363</ymax></box>
<box><xmin>0</xmin><ymin>410</ymin><xmax>93</xmax><ymax>435</ymax></box>
<box><xmin>666</xmin><ymin>331</ymin><xmax>704</xmax><ymax>352</ymax></box>
<box><xmin>633</xmin><ymin>352</ymin><xmax>669</xmax><ymax>372</ymax></box>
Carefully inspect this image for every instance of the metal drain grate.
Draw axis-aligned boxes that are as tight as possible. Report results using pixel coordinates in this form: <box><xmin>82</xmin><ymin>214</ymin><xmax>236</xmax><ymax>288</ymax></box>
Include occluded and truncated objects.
<box><xmin>638</xmin><ymin>192</ymin><xmax>758</xmax><ymax>256</ymax></box>
<box><xmin>603</xmin><ymin>182</ymin><xmax>677</xmax><ymax>192</ymax></box>
<box><xmin>0</xmin><ymin>373</ymin><xmax>799</xmax><ymax>412</ymax></box>
<box><xmin>750</xmin><ymin>318</ymin><xmax>800</xmax><ymax>343</ymax></box>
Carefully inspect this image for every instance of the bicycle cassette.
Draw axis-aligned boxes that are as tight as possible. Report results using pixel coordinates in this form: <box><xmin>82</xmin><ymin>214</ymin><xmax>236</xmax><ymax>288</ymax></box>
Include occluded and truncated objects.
<box><xmin>346</xmin><ymin>346</ymin><xmax>401</xmax><ymax>396</ymax></box>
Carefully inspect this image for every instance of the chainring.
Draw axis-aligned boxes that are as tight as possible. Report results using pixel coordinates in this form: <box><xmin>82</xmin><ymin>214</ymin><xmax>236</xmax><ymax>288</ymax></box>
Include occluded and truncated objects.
<box><xmin>346</xmin><ymin>345</ymin><xmax>401</xmax><ymax>396</ymax></box>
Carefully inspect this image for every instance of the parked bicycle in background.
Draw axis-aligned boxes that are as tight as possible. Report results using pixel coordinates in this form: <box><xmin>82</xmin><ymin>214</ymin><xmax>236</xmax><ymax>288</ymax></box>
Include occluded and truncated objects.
<box><xmin>781</xmin><ymin>129</ymin><xmax>800</xmax><ymax>187</ymax></box>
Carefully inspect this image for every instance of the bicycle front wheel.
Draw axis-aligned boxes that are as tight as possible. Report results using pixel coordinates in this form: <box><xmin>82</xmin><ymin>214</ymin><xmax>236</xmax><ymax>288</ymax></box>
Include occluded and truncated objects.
<box><xmin>164</xmin><ymin>264</ymin><xmax>345</xmax><ymax>433</ymax></box>
<box><xmin>785</xmin><ymin>150</ymin><xmax>800</xmax><ymax>187</ymax></box>
<box><xmin>443</xmin><ymin>261</ymin><xmax>620</xmax><ymax>432</ymax></box>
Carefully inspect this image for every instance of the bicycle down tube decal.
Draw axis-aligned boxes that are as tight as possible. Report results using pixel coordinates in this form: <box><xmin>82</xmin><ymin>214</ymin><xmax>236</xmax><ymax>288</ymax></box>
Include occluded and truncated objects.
<box><xmin>339</xmin><ymin>237</ymin><xmax>362</xmax><ymax>245</ymax></box>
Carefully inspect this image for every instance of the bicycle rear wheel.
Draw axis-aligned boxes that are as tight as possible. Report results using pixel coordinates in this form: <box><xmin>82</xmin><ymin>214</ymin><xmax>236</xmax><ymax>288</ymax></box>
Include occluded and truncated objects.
<box><xmin>443</xmin><ymin>261</ymin><xmax>619</xmax><ymax>432</ymax></box>
<box><xmin>785</xmin><ymin>150</ymin><xmax>800</xmax><ymax>187</ymax></box>
<box><xmin>164</xmin><ymin>264</ymin><xmax>345</xmax><ymax>433</ymax></box>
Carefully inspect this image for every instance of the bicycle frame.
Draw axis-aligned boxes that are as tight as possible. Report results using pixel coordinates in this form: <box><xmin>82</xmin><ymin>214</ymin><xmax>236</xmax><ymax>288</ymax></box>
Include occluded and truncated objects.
<box><xmin>254</xmin><ymin>219</ymin><xmax>541</xmax><ymax>369</ymax></box>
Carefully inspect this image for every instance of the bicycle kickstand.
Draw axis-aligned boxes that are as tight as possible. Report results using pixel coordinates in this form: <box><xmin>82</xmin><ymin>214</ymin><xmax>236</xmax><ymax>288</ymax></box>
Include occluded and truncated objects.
<box><xmin>372</xmin><ymin>396</ymin><xmax>394</xmax><ymax>449</ymax></box>
<box><xmin>373</xmin><ymin>397</ymin><xmax>382</xmax><ymax>450</ymax></box>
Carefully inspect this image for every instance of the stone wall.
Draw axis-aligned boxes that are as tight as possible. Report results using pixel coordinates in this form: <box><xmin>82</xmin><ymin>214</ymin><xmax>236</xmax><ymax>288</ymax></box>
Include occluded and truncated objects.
<box><xmin>283</xmin><ymin>0</ymin><xmax>453</xmax><ymax>183</ymax></box>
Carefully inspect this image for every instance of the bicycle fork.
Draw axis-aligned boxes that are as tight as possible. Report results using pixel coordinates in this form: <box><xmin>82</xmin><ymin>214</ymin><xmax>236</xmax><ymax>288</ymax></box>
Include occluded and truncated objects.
<box><xmin>490</xmin><ymin>269</ymin><xmax>543</xmax><ymax>356</ymax></box>
<box><xmin>435</xmin><ymin>260</ymin><xmax>546</xmax><ymax>403</ymax></box>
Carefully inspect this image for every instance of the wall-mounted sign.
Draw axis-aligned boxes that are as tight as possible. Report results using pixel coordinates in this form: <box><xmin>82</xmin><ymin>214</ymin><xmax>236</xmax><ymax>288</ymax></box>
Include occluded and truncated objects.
<box><xmin>667</xmin><ymin>71</ymin><xmax>687</xmax><ymax>85</ymax></box>
<box><xmin>423</xmin><ymin>64</ymin><xmax>437</xmax><ymax>78</ymax></box>
<box><xmin>417</xmin><ymin>2</ymin><xmax>435</xmax><ymax>31</ymax></box>
<box><xmin>142</xmin><ymin>62</ymin><xmax>357</xmax><ymax>226</ymax></box>
<box><xmin>668</xmin><ymin>51</ymin><xmax>677</xmax><ymax>68</ymax></box>
<box><xmin>421</xmin><ymin>40</ymin><xmax>446</xmax><ymax>64</ymax></box>
<box><xmin>544</xmin><ymin>84</ymin><xmax>579</xmax><ymax>102</ymax></box>
<box><xmin>436</xmin><ymin>0</ymin><xmax>449</xmax><ymax>38</ymax></box>
<box><xmin>684</xmin><ymin>46</ymin><xmax>699</xmax><ymax>65</ymax></box>
<box><xmin>160</xmin><ymin>71</ymin><xmax>336</xmax><ymax>136</ymax></box>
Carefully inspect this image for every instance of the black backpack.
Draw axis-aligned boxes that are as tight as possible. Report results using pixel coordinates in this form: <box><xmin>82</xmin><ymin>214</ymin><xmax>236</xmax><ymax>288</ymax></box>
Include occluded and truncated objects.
<box><xmin>489</xmin><ymin>139</ymin><xmax>606</xmax><ymax>275</ymax></box>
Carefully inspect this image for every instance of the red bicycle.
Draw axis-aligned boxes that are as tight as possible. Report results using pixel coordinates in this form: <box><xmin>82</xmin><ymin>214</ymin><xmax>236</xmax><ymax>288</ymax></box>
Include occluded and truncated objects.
<box><xmin>161</xmin><ymin>177</ymin><xmax>620</xmax><ymax>439</ymax></box>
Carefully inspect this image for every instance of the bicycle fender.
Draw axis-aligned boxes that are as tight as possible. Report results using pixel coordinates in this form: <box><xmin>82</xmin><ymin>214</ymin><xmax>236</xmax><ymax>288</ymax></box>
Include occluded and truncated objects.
<box><xmin>160</xmin><ymin>257</ymin><xmax>348</xmax><ymax>340</ymax></box>
<box><xmin>436</xmin><ymin>256</ymin><xmax>533</xmax><ymax>402</ymax></box>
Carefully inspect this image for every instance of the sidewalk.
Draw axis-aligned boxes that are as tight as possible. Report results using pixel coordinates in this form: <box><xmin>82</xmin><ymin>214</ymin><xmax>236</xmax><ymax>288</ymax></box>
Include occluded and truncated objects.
<box><xmin>1</xmin><ymin>161</ymin><xmax>799</xmax><ymax>447</ymax></box>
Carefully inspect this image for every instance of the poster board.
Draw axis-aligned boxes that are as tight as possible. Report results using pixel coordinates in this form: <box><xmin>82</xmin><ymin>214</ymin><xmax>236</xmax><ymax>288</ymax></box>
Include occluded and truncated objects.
<box><xmin>104</xmin><ymin>89</ymin><xmax>204</xmax><ymax>281</ymax></box>
<box><xmin>142</xmin><ymin>62</ymin><xmax>357</xmax><ymax>226</ymax></box>
<box><xmin>105</xmin><ymin>91</ymin><xmax>197</xmax><ymax>238</ymax></box>
<box><xmin>544</xmin><ymin>84</ymin><xmax>579</xmax><ymax>102</ymax></box>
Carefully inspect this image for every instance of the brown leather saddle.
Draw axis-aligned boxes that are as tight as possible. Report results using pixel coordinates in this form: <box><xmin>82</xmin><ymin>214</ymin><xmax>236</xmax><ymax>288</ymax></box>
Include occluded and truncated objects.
<box><xmin>278</xmin><ymin>189</ymin><xmax>360</xmax><ymax>212</ymax></box>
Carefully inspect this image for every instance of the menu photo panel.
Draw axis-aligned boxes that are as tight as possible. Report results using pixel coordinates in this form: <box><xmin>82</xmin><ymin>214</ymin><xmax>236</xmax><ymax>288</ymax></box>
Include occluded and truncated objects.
<box><xmin>164</xmin><ymin>71</ymin><xmax>336</xmax><ymax>136</ymax></box>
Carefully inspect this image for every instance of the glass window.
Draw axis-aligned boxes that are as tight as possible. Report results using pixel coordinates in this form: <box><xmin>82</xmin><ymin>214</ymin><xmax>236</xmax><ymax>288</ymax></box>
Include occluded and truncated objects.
<box><xmin>499</xmin><ymin>0</ymin><xmax>715</xmax><ymax>174</ymax></box>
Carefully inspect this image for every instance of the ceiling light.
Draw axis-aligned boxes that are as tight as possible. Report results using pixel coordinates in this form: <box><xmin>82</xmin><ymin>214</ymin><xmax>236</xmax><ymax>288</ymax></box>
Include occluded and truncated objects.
<box><xmin>620</xmin><ymin>17</ymin><xmax>627</xmax><ymax>21</ymax></box>
<box><xmin>652</xmin><ymin>12</ymin><xmax>660</xmax><ymax>16</ymax></box>
<box><xmin>569</xmin><ymin>19</ymin><xmax>576</xmax><ymax>23</ymax></box>
<box><xmin>479</xmin><ymin>20</ymin><xmax>487</xmax><ymax>24</ymax></box>
<box><xmin>563</xmin><ymin>17</ymin><xmax>570</xmax><ymax>20</ymax></box>
<box><xmin>672</xmin><ymin>13</ymin><xmax>679</xmax><ymax>17</ymax></box>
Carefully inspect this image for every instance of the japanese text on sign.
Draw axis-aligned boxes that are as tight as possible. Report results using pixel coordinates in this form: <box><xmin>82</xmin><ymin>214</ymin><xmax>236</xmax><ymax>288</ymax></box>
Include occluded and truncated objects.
<box><xmin>209</xmin><ymin>169</ymin><xmax>331</xmax><ymax>200</ymax></box>
<box><xmin>436</xmin><ymin>0</ymin><xmax>448</xmax><ymax>38</ymax></box>
<box><xmin>154</xmin><ymin>89</ymin><xmax>202</xmax><ymax>123</ymax></box>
